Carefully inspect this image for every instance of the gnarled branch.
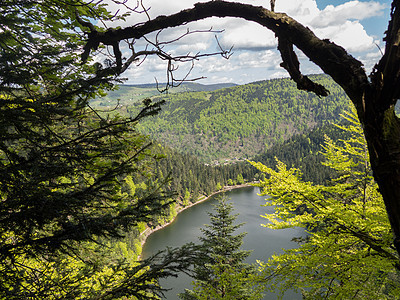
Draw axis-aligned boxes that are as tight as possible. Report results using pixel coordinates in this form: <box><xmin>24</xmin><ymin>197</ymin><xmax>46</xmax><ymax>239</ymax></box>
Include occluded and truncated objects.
<box><xmin>81</xmin><ymin>1</ymin><xmax>368</xmax><ymax>102</ymax></box>
<box><xmin>277</xmin><ymin>37</ymin><xmax>329</xmax><ymax>97</ymax></box>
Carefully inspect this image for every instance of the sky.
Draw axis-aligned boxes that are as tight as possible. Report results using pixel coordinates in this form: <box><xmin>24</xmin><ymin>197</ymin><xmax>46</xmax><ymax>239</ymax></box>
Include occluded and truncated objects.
<box><xmin>102</xmin><ymin>0</ymin><xmax>391</xmax><ymax>85</ymax></box>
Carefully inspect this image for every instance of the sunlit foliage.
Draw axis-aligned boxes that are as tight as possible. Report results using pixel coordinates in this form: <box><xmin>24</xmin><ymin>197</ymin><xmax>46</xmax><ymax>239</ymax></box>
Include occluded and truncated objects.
<box><xmin>251</xmin><ymin>106</ymin><xmax>400</xmax><ymax>299</ymax></box>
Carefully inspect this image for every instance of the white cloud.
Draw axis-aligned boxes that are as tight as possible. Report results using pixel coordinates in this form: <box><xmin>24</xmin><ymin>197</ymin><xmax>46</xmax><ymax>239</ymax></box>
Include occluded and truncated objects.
<box><xmin>176</xmin><ymin>42</ymin><xmax>210</xmax><ymax>53</ymax></box>
<box><xmin>269</xmin><ymin>70</ymin><xmax>290</xmax><ymax>79</ymax></box>
<box><xmin>311</xmin><ymin>1</ymin><xmax>386</xmax><ymax>27</ymax></box>
<box><xmin>99</xmin><ymin>0</ymin><xmax>389</xmax><ymax>84</ymax></box>
<box><xmin>275</xmin><ymin>0</ymin><xmax>320</xmax><ymax>24</ymax></box>
<box><xmin>273</xmin><ymin>0</ymin><xmax>386</xmax><ymax>53</ymax></box>
<box><xmin>208</xmin><ymin>75</ymin><xmax>235</xmax><ymax>83</ymax></box>
<box><xmin>237</xmin><ymin>50</ymin><xmax>281</xmax><ymax>69</ymax></box>
<box><xmin>220</xmin><ymin>21</ymin><xmax>277</xmax><ymax>50</ymax></box>
<box><xmin>316</xmin><ymin>21</ymin><xmax>375</xmax><ymax>52</ymax></box>
<box><xmin>197</xmin><ymin>56</ymin><xmax>239</xmax><ymax>73</ymax></box>
<box><xmin>304</xmin><ymin>1</ymin><xmax>386</xmax><ymax>53</ymax></box>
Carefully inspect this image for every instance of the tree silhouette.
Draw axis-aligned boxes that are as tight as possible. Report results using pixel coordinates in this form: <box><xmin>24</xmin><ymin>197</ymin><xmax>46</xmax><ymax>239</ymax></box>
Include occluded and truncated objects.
<box><xmin>0</xmin><ymin>1</ymin><xmax>199</xmax><ymax>297</ymax></box>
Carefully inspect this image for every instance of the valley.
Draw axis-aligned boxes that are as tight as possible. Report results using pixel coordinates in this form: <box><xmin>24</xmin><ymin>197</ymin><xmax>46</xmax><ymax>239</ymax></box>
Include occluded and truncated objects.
<box><xmin>98</xmin><ymin>74</ymin><xmax>351</xmax><ymax>163</ymax></box>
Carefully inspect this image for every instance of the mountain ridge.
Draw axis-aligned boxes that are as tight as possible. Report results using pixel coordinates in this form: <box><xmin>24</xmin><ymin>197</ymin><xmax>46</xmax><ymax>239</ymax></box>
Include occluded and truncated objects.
<box><xmin>91</xmin><ymin>82</ymin><xmax>237</xmax><ymax>108</ymax></box>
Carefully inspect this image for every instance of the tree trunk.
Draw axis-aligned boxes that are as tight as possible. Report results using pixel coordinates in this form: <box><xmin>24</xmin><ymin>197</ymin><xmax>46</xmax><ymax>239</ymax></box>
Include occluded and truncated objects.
<box><xmin>362</xmin><ymin>97</ymin><xmax>400</xmax><ymax>255</ymax></box>
<box><xmin>362</xmin><ymin>0</ymin><xmax>400</xmax><ymax>255</ymax></box>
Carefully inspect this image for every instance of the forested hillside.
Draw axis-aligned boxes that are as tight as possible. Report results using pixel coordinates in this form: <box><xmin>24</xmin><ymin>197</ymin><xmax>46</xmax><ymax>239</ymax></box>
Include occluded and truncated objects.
<box><xmin>150</xmin><ymin>121</ymin><xmax>348</xmax><ymax>212</ymax></box>
<box><xmin>90</xmin><ymin>82</ymin><xmax>236</xmax><ymax>109</ymax></box>
<box><xmin>133</xmin><ymin>74</ymin><xmax>350</xmax><ymax>162</ymax></box>
<box><xmin>88</xmin><ymin>76</ymin><xmax>352</xmax><ymax>265</ymax></box>
<box><xmin>253</xmin><ymin>122</ymin><xmax>350</xmax><ymax>184</ymax></box>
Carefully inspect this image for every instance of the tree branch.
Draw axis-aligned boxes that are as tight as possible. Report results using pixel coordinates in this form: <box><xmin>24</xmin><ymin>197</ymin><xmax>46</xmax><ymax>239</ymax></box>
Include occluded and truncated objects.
<box><xmin>277</xmin><ymin>37</ymin><xmax>329</xmax><ymax>97</ymax></box>
<box><xmin>81</xmin><ymin>1</ymin><xmax>368</xmax><ymax>101</ymax></box>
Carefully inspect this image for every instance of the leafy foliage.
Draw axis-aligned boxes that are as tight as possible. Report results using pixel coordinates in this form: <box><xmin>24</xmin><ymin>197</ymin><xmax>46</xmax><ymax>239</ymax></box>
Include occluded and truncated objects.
<box><xmin>251</xmin><ymin>107</ymin><xmax>400</xmax><ymax>298</ymax></box>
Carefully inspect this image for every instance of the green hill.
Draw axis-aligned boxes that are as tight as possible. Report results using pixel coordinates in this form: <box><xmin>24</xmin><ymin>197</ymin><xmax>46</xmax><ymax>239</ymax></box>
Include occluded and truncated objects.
<box><xmin>90</xmin><ymin>82</ymin><xmax>236</xmax><ymax>109</ymax></box>
<box><xmin>133</xmin><ymin>75</ymin><xmax>350</xmax><ymax>162</ymax></box>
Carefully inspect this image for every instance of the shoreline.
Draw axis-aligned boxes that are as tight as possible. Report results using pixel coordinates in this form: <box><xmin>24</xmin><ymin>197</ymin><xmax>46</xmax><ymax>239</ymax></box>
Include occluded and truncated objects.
<box><xmin>139</xmin><ymin>183</ymin><xmax>253</xmax><ymax>250</ymax></box>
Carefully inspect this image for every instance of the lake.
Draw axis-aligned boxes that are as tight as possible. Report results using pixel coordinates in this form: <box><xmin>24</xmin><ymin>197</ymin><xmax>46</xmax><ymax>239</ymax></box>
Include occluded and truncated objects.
<box><xmin>142</xmin><ymin>186</ymin><xmax>305</xmax><ymax>299</ymax></box>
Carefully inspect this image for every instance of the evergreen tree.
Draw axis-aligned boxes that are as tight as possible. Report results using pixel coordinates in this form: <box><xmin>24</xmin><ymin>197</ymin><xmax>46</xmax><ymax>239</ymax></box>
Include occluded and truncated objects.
<box><xmin>179</xmin><ymin>196</ymin><xmax>263</xmax><ymax>299</ymax></box>
<box><xmin>0</xmin><ymin>1</ymin><xmax>196</xmax><ymax>298</ymax></box>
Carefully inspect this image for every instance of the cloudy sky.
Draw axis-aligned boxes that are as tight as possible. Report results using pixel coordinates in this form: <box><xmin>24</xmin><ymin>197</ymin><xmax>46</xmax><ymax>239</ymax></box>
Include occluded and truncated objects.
<box><xmin>104</xmin><ymin>0</ymin><xmax>390</xmax><ymax>85</ymax></box>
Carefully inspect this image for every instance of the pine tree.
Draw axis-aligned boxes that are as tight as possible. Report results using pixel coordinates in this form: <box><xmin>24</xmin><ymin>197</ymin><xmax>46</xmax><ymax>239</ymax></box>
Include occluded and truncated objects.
<box><xmin>179</xmin><ymin>195</ymin><xmax>263</xmax><ymax>299</ymax></box>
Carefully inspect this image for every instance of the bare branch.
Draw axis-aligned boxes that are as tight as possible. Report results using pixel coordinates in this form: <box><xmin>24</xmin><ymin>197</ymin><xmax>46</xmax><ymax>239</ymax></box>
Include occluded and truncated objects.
<box><xmin>112</xmin><ymin>0</ymin><xmax>140</xmax><ymax>13</ymax></box>
<box><xmin>215</xmin><ymin>35</ymin><xmax>233</xmax><ymax>59</ymax></box>
<box><xmin>140</xmin><ymin>0</ymin><xmax>151</xmax><ymax>21</ymax></box>
<box><xmin>270</xmin><ymin>0</ymin><xmax>275</xmax><ymax>12</ymax></box>
<box><xmin>81</xmin><ymin>1</ymin><xmax>368</xmax><ymax>101</ymax></box>
<box><xmin>156</xmin><ymin>27</ymin><xmax>225</xmax><ymax>47</ymax></box>
<box><xmin>99</xmin><ymin>25</ymin><xmax>231</xmax><ymax>88</ymax></box>
<box><xmin>75</xmin><ymin>9</ymin><xmax>96</xmax><ymax>32</ymax></box>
